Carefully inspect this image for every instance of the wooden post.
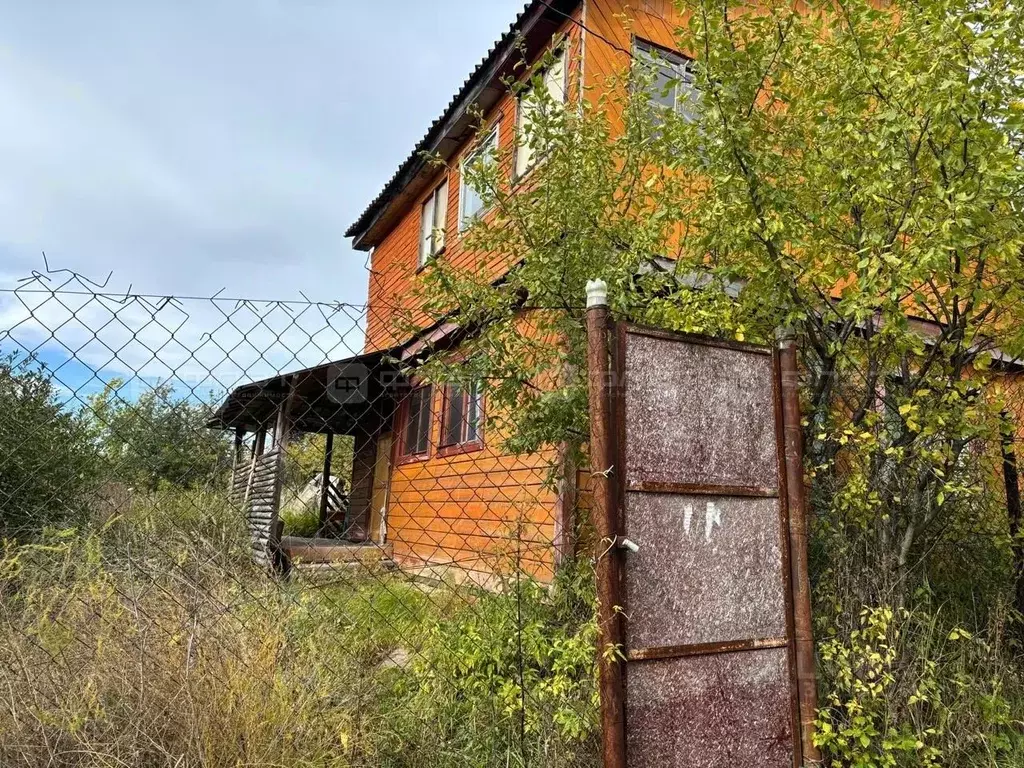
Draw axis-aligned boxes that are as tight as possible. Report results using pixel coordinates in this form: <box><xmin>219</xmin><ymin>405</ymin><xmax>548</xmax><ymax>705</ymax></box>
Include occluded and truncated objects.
<box><xmin>346</xmin><ymin>431</ymin><xmax>378</xmax><ymax>542</ymax></box>
<box><xmin>233</xmin><ymin>427</ymin><xmax>245</xmax><ymax>466</ymax></box>
<box><xmin>255</xmin><ymin>428</ymin><xmax>267</xmax><ymax>458</ymax></box>
<box><xmin>230</xmin><ymin>427</ymin><xmax>245</xmax><ymax>493</ymax></box>
<box><xmin>274</xmin><ymin>376</ymin><xmax>298</xmax><ymax>453</ymax></box>
<box><xmin>778</xmin><ymin>331</ymin><xmax>821</xmax><ymax>765</ymax></box>
<box><xmin>319</xmin><ymin>431</ymin><xmax>335</xmax><ymax>528</ymax></box>
<box><xmin>585</xmin><ymin>279</ymin><xmax>626</xmax><ymax>768</ymax></box>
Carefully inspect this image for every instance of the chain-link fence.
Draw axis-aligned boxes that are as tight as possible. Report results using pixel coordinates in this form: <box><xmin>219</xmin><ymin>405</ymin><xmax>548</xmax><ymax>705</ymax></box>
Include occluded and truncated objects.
<box><xmin>0</xmin><ymin>268</ymin><xmax>599</xmax><ymax>768</ymax></box>
<box><xmin>4</xmin><ymin>264</ymin><xmax>1024</xmax><ymax>768</ymax></box>
<box><xmin>797</xmin><ymin>321</ymin><xmax>1024</xmax><ymax>615</ymax></box>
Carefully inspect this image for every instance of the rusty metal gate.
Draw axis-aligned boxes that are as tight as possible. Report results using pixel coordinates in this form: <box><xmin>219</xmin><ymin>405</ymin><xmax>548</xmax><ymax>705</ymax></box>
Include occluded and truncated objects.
<box><xmin>584</xmin><ymin>282</ymin><xmax>818</xmax><ymax>768</ymax></box>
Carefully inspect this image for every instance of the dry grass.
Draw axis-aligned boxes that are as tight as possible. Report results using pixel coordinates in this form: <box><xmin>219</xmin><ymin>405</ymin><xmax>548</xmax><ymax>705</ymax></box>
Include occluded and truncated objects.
<box><xmin>0</xmin><ymin>489</ymin><xmax>598</xmax><ymax>768</ymax></box>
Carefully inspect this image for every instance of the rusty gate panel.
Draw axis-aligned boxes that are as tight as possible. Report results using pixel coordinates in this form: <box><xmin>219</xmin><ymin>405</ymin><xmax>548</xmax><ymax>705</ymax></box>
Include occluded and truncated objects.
<box><xmin>623</xmin><ymin>493</ymin><xmax>788</xmax><ymax>651</ymax></box>
<box><xmin>609</xmin><ymin>323</ymin><xmax>802</xmax><ymax>768</ymax></box>
<box><xmin>625</xmin><ymin>648</ymin><xmax>794</xmax><ymax>768</ymax></box>
<box><xmin>622</xmin><ymin>331</ymin><xmax>778</xmax><ymax>492</ymax></box>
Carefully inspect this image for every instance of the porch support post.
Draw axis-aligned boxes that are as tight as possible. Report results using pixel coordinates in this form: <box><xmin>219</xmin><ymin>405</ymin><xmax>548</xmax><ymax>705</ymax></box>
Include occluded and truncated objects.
<box><xmin>233</xmin><ymin>427</ymin><xmax>245</xmax><ymax>467</ymax></box>
<box><xmin>319</xmin><ymin>432</ymin><xmax>335</xmax><ymax>528</ymax></box>
<box><xmin>274</xmin><ymin>375</ymin><xmax>298</xmax><ymax>453</ymax></box>
<box><xmin>230</xmin><ymin>427</ymin><xmax>246</xmax><ymax>493</ymax></box>
<box><xmin>346</xmin><ymin>430</ymin><xmax>379</xmax><ymax>542</ymax></box>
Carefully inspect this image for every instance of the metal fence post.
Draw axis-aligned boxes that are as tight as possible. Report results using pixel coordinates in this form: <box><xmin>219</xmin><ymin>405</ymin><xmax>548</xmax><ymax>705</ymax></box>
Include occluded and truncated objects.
<box><xmin>778</xmin><ymin>329</ymin><xmax>822</xmax><ymax>765</ymax></box>
<box><xmin>585</xmin><ymin>279</ymin><xmax>627</xmax><ymax>768</ymax></box>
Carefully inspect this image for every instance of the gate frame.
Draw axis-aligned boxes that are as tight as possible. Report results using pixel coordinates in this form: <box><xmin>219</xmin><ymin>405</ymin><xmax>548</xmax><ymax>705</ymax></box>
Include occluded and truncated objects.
<box><xmin>584</xmin><ymin>280</ymin><xmax>820</xmax><ymax>767</ymax></box>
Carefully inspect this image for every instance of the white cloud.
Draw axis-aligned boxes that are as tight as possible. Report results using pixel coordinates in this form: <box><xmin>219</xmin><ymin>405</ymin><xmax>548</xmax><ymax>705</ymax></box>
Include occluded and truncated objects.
<box><xmin>0</xmin><ymin>0</ymin><xmax>525</xmax><ymax>394</ymax></box>
<box><xmin>0</xmin><ymin>0</ymin><xmax>525</xmax><ymax>299</ymax></box>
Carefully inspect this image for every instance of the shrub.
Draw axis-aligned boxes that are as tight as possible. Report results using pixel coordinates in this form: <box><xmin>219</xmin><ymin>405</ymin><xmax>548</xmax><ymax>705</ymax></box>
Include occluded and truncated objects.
<box><xmin>0</xmin><ymin>489</ymin><xmax>600</xmax><ymax>768</ymax></box>
<box><xmin>87</xmin><ymin>379</ymin><xmax>231</xmax><ymax>492</ymax></box>
<box><xmin>380</xmin><ymin>561</ymin><xmax>600</xmax><ymax>768</ymax></box>
<box><xmin>816</xmin><ymin>604</ymin><xmax>1024</xmax><ymax>768</ymax></box>
<box><xmin>0</xmin><ymin>351</ymin><xmax>101</xmax><ymax>539</ymax></box>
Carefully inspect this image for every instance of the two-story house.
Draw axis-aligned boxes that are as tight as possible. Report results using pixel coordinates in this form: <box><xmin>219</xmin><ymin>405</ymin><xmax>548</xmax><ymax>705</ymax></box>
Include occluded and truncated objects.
<box><xmin>212</xmin><ymin>0</ymin><xmax>704</xmax><ymax>579</ymax></box>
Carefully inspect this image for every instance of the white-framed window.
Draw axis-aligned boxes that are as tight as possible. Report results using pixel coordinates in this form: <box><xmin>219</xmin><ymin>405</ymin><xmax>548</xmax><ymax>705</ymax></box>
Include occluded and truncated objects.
<box><xmin>515</xmin><ymin>48</ymin><xmax>568</xmax><ymax>177</ymax></box>
<box><xmin>419</xmin><ymin>178</ymin><xmax>448</xmax><ymax>266</ymax></box>
<box><xmin>459</xmin><ymin>126</ymin><xmax>499</xmax><ymax>230</ymax></box>
<box><xmin>634</xmin><ymin>38</ymin><xmax>699</xmax><ymax>123</ymax></box>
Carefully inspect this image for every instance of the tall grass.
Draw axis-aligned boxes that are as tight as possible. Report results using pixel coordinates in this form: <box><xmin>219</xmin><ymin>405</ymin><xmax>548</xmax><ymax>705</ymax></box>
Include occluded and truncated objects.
<box><xmin>0</xmin><ymin>489</ymin><xmax>598</xmax><ymax>767</ymax></box>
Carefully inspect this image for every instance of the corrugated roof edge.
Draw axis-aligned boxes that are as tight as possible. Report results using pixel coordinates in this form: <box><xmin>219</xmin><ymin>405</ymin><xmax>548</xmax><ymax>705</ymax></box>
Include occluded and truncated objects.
<box><xmin>344</xmin><ymin>0</ymin><xmax>575</xmax><ymax>247</ymax></box>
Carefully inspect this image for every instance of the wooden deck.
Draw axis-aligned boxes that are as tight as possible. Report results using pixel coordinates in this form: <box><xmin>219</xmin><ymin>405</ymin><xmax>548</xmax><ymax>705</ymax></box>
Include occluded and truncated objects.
<box><xmin>280</xmin><ymin>536</ymin><xmax>394</xmax><ymax>567</ymax></box>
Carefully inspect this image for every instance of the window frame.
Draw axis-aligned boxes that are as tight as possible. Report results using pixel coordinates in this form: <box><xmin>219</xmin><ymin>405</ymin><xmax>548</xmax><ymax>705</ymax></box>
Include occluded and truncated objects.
<box><xmin>459</xmin><ymin>125</ymin><xmax>500</xmax><ymax>231</ymax></box>
<box><xmin>396</xmin><ymin>383</ymin><xmax>433</xmax><ymax>464</ymax></box>
<box><xmin>437</xmin><ymin>380</ymin><xmax>485</xmax><ymax>457</ymax></box>
<box><xmin>419</xmin><ymin>178</ymin><xmax>449</xmax><ymax>268</ymax></box>
<box><xmin>514</xmin><ymin>46</ymin><xmax>568</xmax><ymax>179</ymax></box>
<box><xmin>632</xmin><ymin>37</ymin><xmax>699</xmax><ymax>124</ymax></box>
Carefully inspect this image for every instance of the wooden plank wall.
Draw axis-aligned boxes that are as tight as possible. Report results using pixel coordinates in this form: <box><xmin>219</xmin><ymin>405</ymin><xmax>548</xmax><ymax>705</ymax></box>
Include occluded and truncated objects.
<box><xmin>382</xmin><ymin>310</ymin><xmax>567</xmax><ymax>584</ymax></box>
<box><xmin>357</xmin><ymin>0</ymin><xmax>693</xmax><ymax>583</ymax></box>
<box><xmin>363</xmin><ymin>9</ymin><xmax>585</xmax><ymax>353</ymax></box>
<box><xmin>364</xmin><ymin>0</ymin><xmax>690</xmax><ymax>355</ymax></box>
<box><xmin>231</xmin><ymin>448</ymin><xmax>284</xmax><ymax>569</ymax></box>
<box><xmin>585</xmin><ymin>0</ymin><xmax>687</xmax><ymax>100</ymax></box>
<box><xmin>385</xmin><ymin>434</ymin><xmax>561</xmax><ymax>585</ymax></box>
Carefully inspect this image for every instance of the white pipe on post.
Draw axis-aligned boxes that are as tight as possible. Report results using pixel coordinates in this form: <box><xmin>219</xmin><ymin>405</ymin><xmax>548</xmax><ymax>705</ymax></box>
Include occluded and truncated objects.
<box><xmin>586</xmin><ymin>279</ymin><xmax>608</xmax><ymax>309</ymax></box>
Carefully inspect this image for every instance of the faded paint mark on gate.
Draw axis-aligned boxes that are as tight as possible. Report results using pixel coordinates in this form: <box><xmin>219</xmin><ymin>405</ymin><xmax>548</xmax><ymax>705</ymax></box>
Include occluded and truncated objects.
<box><xmin>615</xmin><ymin>325</ymin><xmax>800</xmax><ymax>768</ymax></box>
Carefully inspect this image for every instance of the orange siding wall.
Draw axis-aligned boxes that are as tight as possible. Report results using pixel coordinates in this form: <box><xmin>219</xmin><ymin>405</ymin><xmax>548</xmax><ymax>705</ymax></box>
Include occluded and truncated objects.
<box><xmin>384</xmin><ymin>388</ymin><xmax>561</xmax><ymax>585</ymax></box>
<box><xmin>362</xmin><ymin>1</ymin><xmax>687</xmax><ymax>581</ymax></box>
<box><xmin>585</xmin><ymin>0</ymin><xmax>688</xmax><ymax>99</ymax></box>
<box><xmin>364</xmin><ymin>11</ymin><xmax>585</xmax><ymax>353</ymax></box>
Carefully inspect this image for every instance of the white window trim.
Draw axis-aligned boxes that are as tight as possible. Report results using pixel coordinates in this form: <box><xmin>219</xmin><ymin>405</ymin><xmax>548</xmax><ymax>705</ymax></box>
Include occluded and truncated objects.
<box><xmin>459</xmin><ymin>125</ymin><xmax>500</xmax><ymax>231</ymax></box>
<box><xmin>419</xmin><ymin>178</ymin><xmax>448</xmax><ymax>267</ymax></box>
<box><xmin>515</xmin><ymin>47</ymin><xmax>568</xmax><ymax>179</ymax></box>
<box><xmin>633</xmin><ymin>38</ymin><xmax>698</xmax><ymax>121</ymax></box>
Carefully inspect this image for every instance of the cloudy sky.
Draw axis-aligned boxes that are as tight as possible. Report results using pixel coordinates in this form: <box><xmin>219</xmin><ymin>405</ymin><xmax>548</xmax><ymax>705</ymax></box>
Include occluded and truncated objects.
<box><xmin>0</xmin><ymin>0</ymin><xmax>526</xmax><ymax>398</ymax></box>
<box><xmin>0</xmin><ymin>0</ymin><xmax>525</xmax><ymax>301</ymax></box>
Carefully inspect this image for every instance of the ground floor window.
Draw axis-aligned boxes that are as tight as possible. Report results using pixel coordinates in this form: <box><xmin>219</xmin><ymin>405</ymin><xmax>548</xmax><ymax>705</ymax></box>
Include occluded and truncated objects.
<box><xmin>440</xmin><ymin>380</ymin><xmax>483</xmax><ymax>451</ymax></box>
<box><xmin>399</xmin><ymin>384</ymin><xmax>432</xmax><ymax>460</ymax></box>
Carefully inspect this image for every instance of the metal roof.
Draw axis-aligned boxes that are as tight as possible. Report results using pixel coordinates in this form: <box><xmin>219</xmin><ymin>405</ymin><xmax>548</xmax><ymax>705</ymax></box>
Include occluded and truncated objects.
<box><xmin>206</xmin><ymin>347</ymin><xmax>402</xmax><ymax>436</ymax></box>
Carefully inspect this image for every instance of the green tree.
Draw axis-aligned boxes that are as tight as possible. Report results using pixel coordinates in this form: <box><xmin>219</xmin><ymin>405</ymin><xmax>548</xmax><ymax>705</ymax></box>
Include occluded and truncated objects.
<box><xmin>409</xmin><ymin>2</ymin><xmax>1024</xmax><ymax>762</ymax></box>
<box><xmin>417</xmin><ymin>0</ymin><xmax>1024</xmax><ymax>601</ymax></box>
<box><xmin>87</xmin><ymin>379</ymin><xmax>231</xmax><ymax>491</ymax></box>
<box><xmin>0</xmin><ymin>351</ymin><xmax>101</xmax><ymax>538</ymax></box>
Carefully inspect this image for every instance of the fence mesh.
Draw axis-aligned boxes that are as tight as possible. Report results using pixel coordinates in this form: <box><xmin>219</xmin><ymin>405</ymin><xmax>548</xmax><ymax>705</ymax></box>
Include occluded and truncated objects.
<box><xmin>4</xmin><ymin>265</ymin><xmax>1024</xmax><ymax>767</ymax></box>
<box><xmin>794</xmin><ymin>312</ymin><xmax>1024</xmax><ymax>682</ymax></box>
<box><xmin>0</xmin><ymin>268</ymin><xmax>599</xmax><ymax>768</ymax></box>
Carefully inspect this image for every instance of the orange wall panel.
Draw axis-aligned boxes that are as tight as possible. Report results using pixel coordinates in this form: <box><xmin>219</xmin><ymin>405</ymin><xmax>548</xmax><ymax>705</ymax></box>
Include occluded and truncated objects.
<box><xmin>383</xmin><ymin>380</ymin><xmax>562</xmax><ymax>583</ymax></box>
<box><xmin>359</xmin><ymin>1</ymin><xmax>688</xmax><ymax>580</ymax></box>
<box><xmin>364</xmin><ymin>12</ymin><xmax>585</xmax><ymax>352</ymax></box>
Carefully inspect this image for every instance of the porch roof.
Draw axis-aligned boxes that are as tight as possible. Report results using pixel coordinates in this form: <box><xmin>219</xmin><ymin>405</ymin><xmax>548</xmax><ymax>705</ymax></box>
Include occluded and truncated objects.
<box><xmin>207</xmin><ymin>348</ymin><xmax>405</xmax><ymax>436</ymax></box>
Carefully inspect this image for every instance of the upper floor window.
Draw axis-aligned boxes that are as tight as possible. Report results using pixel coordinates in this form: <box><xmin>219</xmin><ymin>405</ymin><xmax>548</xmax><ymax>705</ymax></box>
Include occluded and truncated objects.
<box><xmin>399</xmin><ymin>384</ymin><xmax>433</xmax><ymax>460</ymax></box>
<box><xmin>515</xmin><ymin>48</ymin><xmax>567</xmax><ymax>177</ymax></box>
<box><xmin>459</xmin><ymin>126</ymin><xmax>499</xmax><ymax>230</ymax></box>
<box><xmin>419</xmin><ymin>179</ymin><xmax>448</xmax><ymax>266</ymax></box>
<box><xmin>634</xmin><ymin>39</ymin><xmax>699</xmax><ymax>123</ymax></box>
<box><xmin>440</xmin><ymin>380</ymin><xmax>484</xmax><ymax>450</ymax></box>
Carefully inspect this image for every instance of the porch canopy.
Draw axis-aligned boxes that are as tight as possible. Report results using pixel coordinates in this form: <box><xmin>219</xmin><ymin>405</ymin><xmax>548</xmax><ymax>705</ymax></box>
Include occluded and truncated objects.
<box><xmin>207</xmin><ymin>348</ymin><xmax>404</xmax><ymax>437</ymax></box>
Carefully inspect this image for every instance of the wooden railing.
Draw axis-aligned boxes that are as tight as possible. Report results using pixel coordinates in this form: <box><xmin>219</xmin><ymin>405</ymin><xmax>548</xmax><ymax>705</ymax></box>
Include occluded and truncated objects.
<box><xmin>230</xmin><ymin>448</ymin><xmax>284</xmax><ymax>568</ymax></box>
